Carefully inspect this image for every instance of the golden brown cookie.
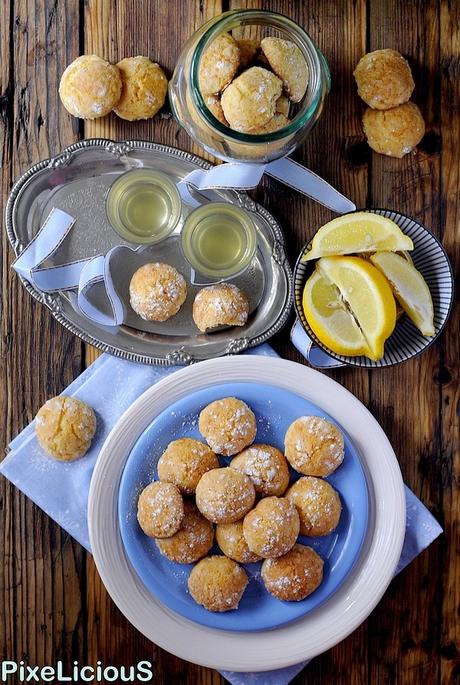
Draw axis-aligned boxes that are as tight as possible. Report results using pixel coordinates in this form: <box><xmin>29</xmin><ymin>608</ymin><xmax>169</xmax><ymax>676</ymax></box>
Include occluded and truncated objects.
<box><xmin>221</xmin><ymin>66</ymin><xmax>282</xmax><ymax>132</ymax></box>
<box><xmin>137</xmin><ymin>481</ymin><xmax>184</xmax><ymax>538</ymax></box>
<box><xmin>261</xmin><ymin>37</ymin><xmax>309</xmax><ymax>103</ymax></box>
<box><xmin>261</xmin><ymin>543</ymin><xmax>324</xmax><ymax>601</ymax></box>
<box><xmin>353</xmin><ymin>49</ymin><xmax>414</xmax><ymax>110</ymax></box>
<box><xmin>59</xmin><ymin>54</ymin><xmax>122</xmax><ymax>119</ymax></box>
<box><xmin>155</xmin><ymin>501</ymin><xmax>214</xmax><ymax>563</ymax></box>
<box><xmin>284</xmin><ymin>416</ymin><xmax>344</xmax><ymax>476</ymax></box>
<box><xmin>237</xmin><ymin>38</ymin><xmax>260</xmax><ymax>70</ymax></box>
<box><xmin>188</xmin><ymin>555</ymin><xmax>248</xmax><ymax>611</ymax></box>
<box><xmin>195</xmin><ymin>467</ymin><xmax>256</xmax><ymax>524</ymax></box>
<box><xmin>199</xmin><ymin>33</ymin><xmax>240</xmax><ymax>95</ymax></box>
<box><xmin>248</xmin><ymin>113</ymin><xmax>290</xmax><ymax>134</ymax></box>
<box><xmin>35</xmin><ymin>395</ymin><xmax>96</xmax><ymax>461</ymax></box>
<box><xmin>286</xmin><ymin>476</ymin><xmax>342</xmax><ymax>536</ymax></box>
<box><xmin>204</xmin><ymin>94</ymin><xmax>228</xmax><ymax>125</ymax></box>
<box><xmin>243</xmin><ymin>496</ymin><xmax>300</xmax><ymax>558</ymax></box>
<box><xmin>362</xmin><ymin>102</ymin><xmax>425</xmax><ymax>158</ymax></box>
<box><xmin>157</xmin><ymin>438</ymin><xmax>219</xmax><ymax>495</ymax></box>
<box><xmin>216</xmin><ymin>520</ymin><xmax>262</xmax><ymax>563</ymax></box>
<box><xmin>230</xmin><ymin>444</ymin><xmax>290</xmax><ymax>497</ymax></box>
<box><xmin>193</xmin><ymin>283</ymin><xmax>249</xmax><ymax>332</ymax></box>
<box><xmin>114</xmin><ymin>56</ymin><xmax>168</xmax><ymax>121</ymax></box>
<box><xmin>129</xmin><ymin>262</ymin><xmax>187</xmax><ymax>322</ymax></box>
<box><xmin>199</xmin><ymin>397</ymin><xmax>257</xmax><ymax>456</ymax></box>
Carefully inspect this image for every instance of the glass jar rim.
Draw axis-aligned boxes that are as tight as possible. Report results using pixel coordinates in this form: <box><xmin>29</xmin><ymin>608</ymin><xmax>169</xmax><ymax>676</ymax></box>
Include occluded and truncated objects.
<box><xmin>190</xmin><ymin>9</ymin><xmax>329</xmax><ymax>144</ymax></box>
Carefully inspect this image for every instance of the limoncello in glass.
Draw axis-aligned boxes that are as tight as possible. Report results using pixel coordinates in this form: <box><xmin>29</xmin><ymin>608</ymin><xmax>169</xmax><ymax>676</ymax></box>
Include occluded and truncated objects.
<box><xmin>106</xmin><ymin>169</ymin><xmax>182</xmax><ymax>244</ymax></box>
<box><xmin>181</xmin><ymin>202</ymin><xmax>257</xmax><ymax>279</ymax></box>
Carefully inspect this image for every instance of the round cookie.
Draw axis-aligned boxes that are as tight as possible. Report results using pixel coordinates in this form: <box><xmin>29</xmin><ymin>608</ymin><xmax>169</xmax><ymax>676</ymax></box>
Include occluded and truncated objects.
<box><xmin>155</xmin><ymin>501</ymin><xmax>214</xmax><ymax>564</ymax></box>
<box><xmin>230</xmin><ymin>444</ymin><xmax>290</xmax><ymax>497</ymax></box>
<box><xmin>237</xmin><ymin>38</ymin><xmax>260</xmax><ymax>70</ymax></box>
<box><xmin>193</xmin><ymin>284</ymin><xmax>249</xmax><ymax>333</ymax></box>
<box><xmin>59</xmin><ymin>54</ymin><xmax>122</xmax><ymax>119</ymax></box>
<box><xmin>353</xmin><ymin>49</ymin><xmax>414</xmax><ymax>110</ymax></box>
<box><xmin>248</xmin><ymin>113</ymin><xmax>290</xmax><ymax>135</ymax></box>
<box><xmin>221</xmin><ymin>66</ymin><xmax>283</xmax><ymax>132</ymax></box>
<box><xmin>195</xmin><ymin>468</ymin><xmax>255</xmax><ymax>524</ymax></box>
<box><xmin>188</xmin><ymin>555</ymin><xmax>248</xmax><ymax>612</ymax></box>
<box><xmin>261</xmin><ymin>543</ymin><xmax>324</xmax><ymax>601</ymax></box>
<box><xmin>286</xmin><ymin>476</ymin><xmax>342</xmax><ymax>536</ymax></box>
<box><xmin>216</xmin><ymin>521</ymin><xmax>262</xmax><ymax>564</ymax></box>
<box><xmin>362</xmin><ymin>102</ymin><xmax>425</xmax><ymax>158</ymax></box>
<box><xmin>204</xmin><ymin>94</ymin><xmax>228</xmax><ymax>126</ymax></box>
<box><xmin>157</xmin><ymin>438</ymin><xmax>219</xmax><ymax>495</ymax></box>
<box><xmin>35</xmin><ymin>395</ymin><xmax>96</xmax><ymax>461</ymax></box>
<box><xmin>284</xmin><ymin>416</ymin><xmax>344</xmax><ymax>477</ymax></box>
<box><xmin>199</xmin><ymin>33</ymin><xmax>240</xmax><ymax>95</ymax></box>
<box><xmin>137</xmin><ymin>481</ymin><xmax>184</xmax><ymax>538</ymax></box>
<box><xmin>129</xmin><ymin>262</ymin><xmax>187</xmax><ymax>322</ymax></box>
<box><xmin>243</xmin><ymin>496</ymin><xmax>300</xmax><ymax>558</ymax></box>
<box><xmin>113</xmin><ymin>56</ymin><xmax>168</xmax><ymax>121</ymax></box>
<box><xmin>199</xmin><ymin>397</ymin><xmax>256</xmax><ymax>456</ymax></box>
<box><xmin>260</xmin><ymin>37</ymin><xmax>309</xmax><ymax>103</ymax></box>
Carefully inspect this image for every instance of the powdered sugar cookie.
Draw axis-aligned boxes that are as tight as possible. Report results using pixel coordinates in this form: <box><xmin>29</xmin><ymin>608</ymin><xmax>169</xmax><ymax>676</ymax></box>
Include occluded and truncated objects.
<box><xmin>261</xmin><ymin>37</ymin><xmax>308</xmax><ymax>103</ymax></box>
<box><xmin>221</xmin><ymin>66</ymin><xmax>282</xmax><ymax>132</ymax></box>
<box><xmin>199</xmin><ymin>397</ymin><xmax>256</xmax><ymax>456</ymax></box>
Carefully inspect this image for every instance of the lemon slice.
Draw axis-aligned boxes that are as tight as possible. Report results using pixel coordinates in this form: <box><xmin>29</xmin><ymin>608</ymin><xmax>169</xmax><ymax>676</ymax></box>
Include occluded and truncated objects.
<box><xmin>370</xmin><ymin>252</ymin><xmax>435</xmax><ymax>336</ymax></box>
<box><xmin>302</xmin><ymin>212</ymin><xmax>414</xmax><ymax>261</ymax></box>
<box><xmin>302</xmin><ymin>269</ymin><xmax>372</xmax><ymax>357</ymax></box>
<box><xmin>317</xmin><ymin>256</ymin><xmax>397</xmax><ymax>360</ymax></box>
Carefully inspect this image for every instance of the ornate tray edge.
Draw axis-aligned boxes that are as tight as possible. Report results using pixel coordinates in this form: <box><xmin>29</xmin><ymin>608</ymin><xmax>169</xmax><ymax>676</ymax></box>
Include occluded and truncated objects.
<box><xmin>5</xmin><ymin>138</ymin><xmax>293</xmax><ymax>366</ymax></box>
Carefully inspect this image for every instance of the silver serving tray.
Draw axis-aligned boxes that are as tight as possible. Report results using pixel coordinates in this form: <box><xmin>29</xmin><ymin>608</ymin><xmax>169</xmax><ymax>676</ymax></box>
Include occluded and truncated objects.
<box><xmin>5</xmin><ymin>139</ymin><xmax>293</xmax><ymax>365</ymax></box>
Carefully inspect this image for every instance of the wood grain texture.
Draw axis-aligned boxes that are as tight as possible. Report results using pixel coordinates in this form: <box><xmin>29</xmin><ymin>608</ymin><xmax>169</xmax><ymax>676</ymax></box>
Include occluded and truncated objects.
<box><xmin>0</xmin><ymin>0</ymin><xmax>86</xmax><ymax>676</ymax></box>
<box><xmin>1</xmin><ymin>1</ymin><xmax>459</xmax><ymax>684</ymax></box>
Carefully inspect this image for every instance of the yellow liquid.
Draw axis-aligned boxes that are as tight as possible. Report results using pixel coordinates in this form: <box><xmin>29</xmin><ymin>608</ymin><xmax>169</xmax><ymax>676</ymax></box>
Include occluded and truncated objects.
<box><xmin>106</xmin><ymin>169</ymin><xmax>181</xmax><ymax>244</ymax></box>
<box><xmin>115</xmin><ymin>183</ymin><xmax>172</xmax><ymax>238</ymax></box>
<box><xmin>196</xmin><ymin>216</ymin><xmax>245</xmax><ymax>269</ymax></box>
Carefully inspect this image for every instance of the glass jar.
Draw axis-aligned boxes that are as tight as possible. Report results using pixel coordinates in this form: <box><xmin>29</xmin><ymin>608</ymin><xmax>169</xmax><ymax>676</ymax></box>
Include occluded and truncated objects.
<box><xmin>169</xmin><ymin>9</ymin><xmax>330</xmax><ymax>164</ymax></box>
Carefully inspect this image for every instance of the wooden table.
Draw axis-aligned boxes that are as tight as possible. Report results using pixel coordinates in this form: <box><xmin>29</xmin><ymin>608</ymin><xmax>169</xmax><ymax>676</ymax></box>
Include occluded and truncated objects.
<box><xmin>1</xmin><ymin>1</ymin><xmax>458</xmax><ymax>683</ymax></box>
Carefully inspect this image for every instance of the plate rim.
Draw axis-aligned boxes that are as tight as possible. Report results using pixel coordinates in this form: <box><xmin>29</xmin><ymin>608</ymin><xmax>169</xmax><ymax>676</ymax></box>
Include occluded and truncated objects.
<box><xmin>5</xmin><ymin>138</ymin><xmax>293</xmax><ymax>366</ymax></box>
<box><xmin>117</xmin><ymin>379</ymin><xmax>370</xmax><ymax>633</ymax></box>
<box><xmin>88</xmin><ymin>355</ymin><xmax>406</xmax><ymax>672</ymax></box>
<box><xmin>293</xmin><ymin>207</ymin><xmax>454</xmax><ymax>368</ymax></box>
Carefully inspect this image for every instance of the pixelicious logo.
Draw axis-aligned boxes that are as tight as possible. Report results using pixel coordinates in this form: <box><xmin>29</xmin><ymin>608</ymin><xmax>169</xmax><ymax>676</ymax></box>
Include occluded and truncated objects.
<box><xmin>0</xmin><ymin>661</ymin><xmax>154</xmax><ymax>682</ymax></box>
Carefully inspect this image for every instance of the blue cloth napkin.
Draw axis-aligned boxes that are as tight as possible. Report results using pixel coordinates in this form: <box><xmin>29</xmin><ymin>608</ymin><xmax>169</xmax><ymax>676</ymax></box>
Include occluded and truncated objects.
<box><xmin>0</xmin><ymin>346</ymin><xmax>442</xmax><ymax>685</ymax></box>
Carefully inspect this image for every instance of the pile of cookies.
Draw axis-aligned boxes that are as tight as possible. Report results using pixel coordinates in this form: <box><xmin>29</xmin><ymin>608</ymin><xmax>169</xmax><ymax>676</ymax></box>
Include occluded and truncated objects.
<box><xmin>59</xmin><ymin>54</ymin><xmax>168</xmax><ymax>121</ymax></box>
<box><xmin>136</xmin><ymin>397</ymin><xmax>345</xmax><ymax>612</ymax></box>
<box><xmin>353</xmin><ymin>49</ymin><xmax>425</xmax><ymax>158</ymax></box>
<box><xmin>129</xmin><ymin>262</ymin><xmax>250</xmax><ymax>332</ymax></box>
<box><xmin>198</xmin><ymin>33</ymin><xmax>309</xmax><ymax>134</ymax></box>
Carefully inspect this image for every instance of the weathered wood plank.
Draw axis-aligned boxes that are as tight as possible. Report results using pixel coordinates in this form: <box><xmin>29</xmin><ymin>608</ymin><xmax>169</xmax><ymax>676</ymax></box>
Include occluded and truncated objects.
<box><xmin>0</xmin><ymin>0</ymin><xmax>16</xmax><ymax>665</ymax></box>
<box><xmin>0</xmin><ymin>0</ymin><xmax>85</xmax><ymax>675</ymax></box>
<box><xmin>367</xmin><ymin>1</ymin><xmax>443</xmax><ymax>684</ymax></box>
<box><xmin>439</xmin><ymin>3</ymin><xmax>460</xmax><ymax>683</ymax></box>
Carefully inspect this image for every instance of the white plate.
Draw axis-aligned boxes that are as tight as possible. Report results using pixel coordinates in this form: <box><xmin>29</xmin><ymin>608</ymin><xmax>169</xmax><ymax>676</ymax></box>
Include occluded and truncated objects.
<box><xmin>88</xmin><ymin>356</ymin><xmax>406</xmax><ymax>672</ymax></box>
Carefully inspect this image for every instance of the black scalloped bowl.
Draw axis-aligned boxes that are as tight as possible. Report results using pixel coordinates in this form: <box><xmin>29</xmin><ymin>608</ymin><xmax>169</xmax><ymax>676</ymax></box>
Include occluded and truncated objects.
<box><xmin>293</xmin><ymin>209</ymin><xmax>454</xmax><ymax>368</ymax></box>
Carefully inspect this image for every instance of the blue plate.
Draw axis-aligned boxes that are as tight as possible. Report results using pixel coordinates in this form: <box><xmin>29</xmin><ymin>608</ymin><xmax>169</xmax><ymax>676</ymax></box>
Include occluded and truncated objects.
<box><xmin>118</xmin><ymin>382</ymin><xmax>369</xmax><ymax>632</ymax></box>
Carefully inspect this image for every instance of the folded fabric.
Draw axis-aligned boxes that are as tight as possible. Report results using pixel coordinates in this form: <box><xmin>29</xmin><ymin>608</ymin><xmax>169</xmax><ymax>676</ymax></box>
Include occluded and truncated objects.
<box><xmin>0</xmin><ymin>347</ymin><xmax>442</xmax><ymax>685</ymax></box>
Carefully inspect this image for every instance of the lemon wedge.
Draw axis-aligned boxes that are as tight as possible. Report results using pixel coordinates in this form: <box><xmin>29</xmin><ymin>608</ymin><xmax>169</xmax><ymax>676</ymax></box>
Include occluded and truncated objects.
<box><xmin>317</xmin><ymin>256</ymin><xmax>397</xmax><ymax>360</ymax></box>
<box><xmin>302</xmin><ymin>212</ymin><xmax>414</xmax><ymax>261</ymax></box>
<box><xmin>370</xmin><ymin>252</ymin><xmax>435</xmax><ymax>336</ymax></box>
<box><xmin>303</xmin><ymin>269</ymin><xmax>372</xmax><ymax>358</ymax></box>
